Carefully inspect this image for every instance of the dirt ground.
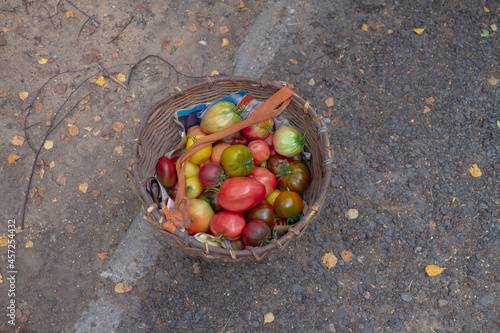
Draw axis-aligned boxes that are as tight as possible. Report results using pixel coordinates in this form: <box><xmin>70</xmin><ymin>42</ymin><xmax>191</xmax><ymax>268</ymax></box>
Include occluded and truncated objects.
<box><xmin>1</xmin><ymin>0</ymin><xmax>499</xmax><ymax>332</ymax></box>
<box><xmin>0</xmin><ymin>0</ymin><xmax>264</xmax><ymax>331</ymax></box>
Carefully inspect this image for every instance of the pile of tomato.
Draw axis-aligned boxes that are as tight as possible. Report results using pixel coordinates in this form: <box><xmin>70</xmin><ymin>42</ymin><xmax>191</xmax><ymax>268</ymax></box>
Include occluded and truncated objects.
<box><xmin>154</xmin><ymin>101</ymin><xmax>311</xmax><ymax>250</ymax></box>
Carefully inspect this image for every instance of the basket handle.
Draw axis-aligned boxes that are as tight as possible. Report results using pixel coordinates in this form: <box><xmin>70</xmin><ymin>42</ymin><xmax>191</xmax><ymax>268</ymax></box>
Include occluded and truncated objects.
<box><xmin>163</xmin><ymin>86</ymin><xmax>294</xmax><ymax>233</ymax></box>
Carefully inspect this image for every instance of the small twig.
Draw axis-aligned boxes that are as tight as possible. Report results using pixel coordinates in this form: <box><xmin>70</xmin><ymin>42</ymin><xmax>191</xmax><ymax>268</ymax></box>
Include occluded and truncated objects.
<box><xmin>49</xmin><ymin>0</ymin><xmax>62</xmax><ymax>19</ymax></box>
<box><xmin>109</xmin><ymin>15</ymin><xmax>135</xmax><ymax>43</ymax></box>
<box><xmin>97</xmin><ymin>64</ymin><xmax>129</xmax><ymax>90</ymax></box>
<box><xmin>126</xmin><ymin>54</ymin><xmax>204</xmax><ymax>86</ymax></box>
<box><xmin>1</xmin><ymin>6</ymin><xmax>18</xmax><ymax>12</ymax></box>
<box><xmin>220</xmin><ymin>313</ymin><xmax>234</xmax><ymax>333</ymax></box>
<box><xmin>77</xmin><ymin>15</ymin><xmax>94</xmax><ymax>39</ymax></box>
<box><xmin>22</xmin><ymin>0</ymin><xmax>28</xmax><ymax>15</ymax></box>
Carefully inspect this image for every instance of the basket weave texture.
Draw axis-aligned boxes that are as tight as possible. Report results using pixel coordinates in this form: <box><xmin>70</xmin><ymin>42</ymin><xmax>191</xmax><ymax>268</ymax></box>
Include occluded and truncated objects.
<box><xmin>131</xmin><ymin>76</ymin><xmax>333</xmax><ymax>262</ymax></box>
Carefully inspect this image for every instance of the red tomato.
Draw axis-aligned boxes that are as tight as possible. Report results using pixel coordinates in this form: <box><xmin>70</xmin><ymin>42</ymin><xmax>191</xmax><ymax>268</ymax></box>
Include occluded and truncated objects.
<box><xmin>155</xmin><ymin>157</ymin><xmax>177</xmax><ymax>188</ymax></box>
<box><xmin>210</xmin><ymin>142</ymin><xmax>230</xmax><ymax>165</ymax></box>
<box><xmin>267</xmin><ymin>154</ymin><xmax>294</xmax><ymax>175</ymax></box>
<box><xmin>209</xmin><ymin>211</ymin><xmax>246</xmax><ymax>240</ymax></box>
<box><xmin>274</xmin><ymin>191</ymin><xmax>304</xmax><ymax>218</ymax></box>
<box><xmin>247</xmin><ymin>140</ymin><xmax>271</xmax><ymax>166</ymax></box>
<box><xmin>198</xmin><ymin>162</ymin><xmax>225</xmax><ymax>188</ymax></box>
<box><xmin>249</xmin><ymin>167</ymin><xmax>277</xmax><ymax>198</ymax></box>
<box><xmin>241</xmin><ymin>220</ymin><xmax>271</xmax><ymax>247</ymax></box>
<box><xmin>186</xmin><ymin>199</ymin><xmax>215</xmax><ymax>234</ymax></box>
<box><xmin>217</xmin><ymin>131</ymin><xmax>250</xmax><ymax>146</ymax></box>
<box><xmin>169</xmin><ymin>182</ymin><xmax>178</xmax><ymax>201</ymax></box>
<box><xmin>218</xmin><ymin>177</ymin><xmax>266</xmax><ymax>212</ymax></box>
<box><xmin>245</xmin><ymin>200</ymin><xmax>275</xmax><ymax>227</ymax></box>
<box><xmin>221</xmin><ymin>144</ymin><xmax>255</xmax><ymax>177</ymax></box>
<box><xmin>273</xmin><ymin>125</ymin><xmax>306</xmax><ymax>157</ymax></box>
<box><xmin>277</xmin><ymin>160</ymin><xmax>311</xmax><ymax>194</ymax></box>
<box><xmin>187</xmin><ymin>125</ymin><xmax>207</xmax><ymax>136</ymax></box>
<box><xmin>263</xmin><ymin>133</ymin><xmax>275</xmax><ymax>154</ymax></box>
<box><xmin>242</xmin><ymin>118</ymin><xmax>274</xmax><ymax>140</ymax></box>
<box><xmin>200</xmin><ymin>101</ymin><xmax>243</xmax><ymax>134</ymax></box>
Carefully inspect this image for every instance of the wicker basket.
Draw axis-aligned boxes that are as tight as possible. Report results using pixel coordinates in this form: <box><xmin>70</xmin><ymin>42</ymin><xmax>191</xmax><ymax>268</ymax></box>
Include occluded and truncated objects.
<box><xmin>131</xmin><ymin>76</ymin><xmax>333</xmax><ymax>262</ymax></box>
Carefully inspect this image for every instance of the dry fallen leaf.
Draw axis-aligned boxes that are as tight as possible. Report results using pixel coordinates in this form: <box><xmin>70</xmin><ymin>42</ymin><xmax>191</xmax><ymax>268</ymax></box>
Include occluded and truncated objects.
<box><xmin>11</xmin><ymin>135</ymin><xmax>25</xmax><ymax>146</ymax></box>
<box><xmin>115</xmin><ymin>283</ymin><xmax>132</xmax><ymax>293</ymax></box>
<box><xmin>93</xmin><ymin>189</ymin><xmax>101</xmax><ymax>197</ymax></box>
<box><xmin>19</xmin><ymin>91</ymin><xmax>29</xmax><ymax>100</ymax></box>
<box><xmin>264</xmin><ymin>312</ymin><xmax>274</xmax><ymax>324</ymax></box>
<box><xmin>79</xmin><ymin>182</ymin><xmax>89</xmax><ymax>193</ymax></box>
<box><xmin>221</xmin><ymin>38</ymin><xmax>230</xmax><ymax>47</ymax></box>
<box><xmin>238</xmin><ymin>1</ymin><xmax>245</xmax><ymax>9</ymax></box>
<box><xmin>483</xmin><ymin>6</ymin><xmax>490</xmax><ymax>13</ymax></box>
<box><xmin>387</xmin><ymin>29</ymin><xmax>394</xmax><ymax>34</ymax></box>
<box><xmin>83</xmin><ymin>126</ymin><xmax>93</xmax><ymax>132</ymax></box>
<box><xmin>220</xmin><ymin>26</ymin><xmax>229</xmax><ymax>34</ymax></box>
<box><xmin>49</xmin><ymin>161</ymin><xmax>55</xmax><ymax>169</ymax></box>
<box><xmin>113</xmin><ymin>146</ymin><xmax>123</xmax><ymax>156</ymax></box>
<box><xmin>0</xmin><ymin>235</ymin><xmax>8</xmax><ymax>247</ymax></box>
<box><xmin>324</xmin><ymin>97</ymin><xmax>334</xmax><ymax>107</ymax></box>
<box><xmin>34</xmin><ymin>101</ymin><xmax>44</xmax><ymax>112</ymax></box>
<box><xmin>189</xmin><ymin>23</ymin><xmax>198</xmax><ymax>32</ymax></box>
<box><xmin>66</xmin><ymin>11</ymin><xmax>75</xmax><ymax>18</ymax></box>
<box><xmin>54</xmin><ymin>84</ymin><xmax>67</xmax><ymax>95</ymax></box>
<box><xmin>422</xmin><ymin>106</ymin><xmax>431</xmax><ymax>114</ymax></box>
<box><xmin>44</xmin><ymin>140</ymin><xmax>54</xmax><ymax>149</ymax></box>
<box><xmin>56</xmin><ymin>174</ymin><xmax>67</xmax><ymax>186</ymax></box>
<box><xmin>468</xmin><ymin>164</ymin><xmax>482</xmax><ymax>178</ymax></box>
<box><xmin>177</xmin><ymin>38</ymin><xmax>184</xmax><ymax>47</ymax></box>
<box><xmin>93</xmin><ymin>115</ymin><xmax>102</xmax><ymax>122</ymax></box>
<box><xmin>113</xmin><ymin>121</ymin><xmax>125</xmax><ymax>132</ymax></box>
<box><xmin>210</xmin><ymin>70</ymin><xmax>219</xmax><ymax>76</ymax></box>
<box><xmin>98</xmin><ymin>252</ymin><xmax>110</xmax><ymax>260</ymax></box>
<box><xmin>340</xmin><ymin>250</ymin><xmax>353</xmax><ymax>262</ymax></box>
<box><xmin>0</xmin><ymin>273</ymin><xmax>3</xmax><ymax>284</ymax></box>
<box><xmin>25</xmin><ymin>240</ymin><xmax>34</xmax><ymax>248</ymax></box>
<box><xmin>95</xmin><ymin>76</ymin><xmax>108</xmax><ymax>87</ymax></box>
<box><xmin>116</xmin><ymin>73</ymin><xmax>126</xmax><ymax>82</ymax></box>
<box><xmin>8</xmin><ymin>152</ymin><xmax>20</xmax><ymax>164</ymax></box>
<box><xmin>68</xmin><ymin>125</ymin><xmax>80</xmax><ymax>136</ymax></box>
<box><xmin>38</xmin><ymin>58</ymin><xmax>48</xmax><ymax>65</ymax></box>
<box><xmin>425</xmin><ymin>96</ymin><xmax>435</xmax><ymax>105</ymax></box>
<box><xmin>491</xmin><ymin>24</ymin><xmax>498</xmax><ymax>32</ymax></box>
<box><xmin>322</xmin><ymin>252</ymin><xmax>338</xmax><ymax>270</ymax></box>
<box><xmin>193</xmin><ymin>262</ymin><xmax>201</xmax><ymax>274</ymax></box>
<box><xmin>487</xmin><ymin>76</ymin><xmax>499</xmax><ymax>86</ymax></box>
<box><xmin>361</xmin><ymin>24</ymin><xmax>369</xmax><ymax>32</ymax></box>
<box><xmin>413</xmin><ymin>28</ymin><xmax>425</xmax><ymax>34</ymax></box>
<box><xmin>426</xmin><ymin>264</ymin><xmax>446</xmax><ymax>277</ymax></box>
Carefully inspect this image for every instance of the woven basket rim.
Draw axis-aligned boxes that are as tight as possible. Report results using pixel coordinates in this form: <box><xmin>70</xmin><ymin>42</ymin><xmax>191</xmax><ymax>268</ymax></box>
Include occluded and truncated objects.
<box><xmin>131</xmin><ymin>76</ymin><xmax>333</xmax><ymax>262</ymax></box>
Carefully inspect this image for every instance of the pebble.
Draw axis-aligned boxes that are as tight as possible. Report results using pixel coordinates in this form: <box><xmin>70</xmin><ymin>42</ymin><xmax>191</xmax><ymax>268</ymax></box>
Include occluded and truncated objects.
<box><xmin>401</xmin><ymin>292</ymin><xmax>413</xmax><ymax>302</ymax></box>
<box><xmin>308</xmin><ymin>78</ymin><xmax>315</xmax><ymax>86</ymax></box>
<box><xmin>363</xmin><ymin>291</ymin><xmax>371</xmax><ymax>299</ymax></box>
<box><xmin>199</xmin><ymin>40</ymin><xmax>207</xmax><ymax>46</ymax></box>
<box><xmin>438</xmin><ymin>299</ymin><xmax>449</xmax><ymax>307</ymax></box>
<box><xmin>346</xmin><ymin>209</ymin><xmax>359</xmax><ymax>220</ymax></box>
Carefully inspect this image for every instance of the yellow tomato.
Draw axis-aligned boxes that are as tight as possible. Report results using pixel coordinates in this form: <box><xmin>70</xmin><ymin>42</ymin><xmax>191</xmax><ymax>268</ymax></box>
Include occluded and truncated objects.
<box><xmin>186</xmin><ymin>176</ymin><xmax>203</xmax><ymax>199</ymax></box>
<box><xmin>176</xmin><ymin>159</ymin><xmax>200</xmax><ymax>178</ymax></box>
<box><xmin>266</xmin><ymin>189</ymin><xmax>281</xmax><ymax>207</ymax></box>
<box><xmin>186</xmin><ymin>135</ymin><xmax>212</xmax><ymax>165</ymax></box>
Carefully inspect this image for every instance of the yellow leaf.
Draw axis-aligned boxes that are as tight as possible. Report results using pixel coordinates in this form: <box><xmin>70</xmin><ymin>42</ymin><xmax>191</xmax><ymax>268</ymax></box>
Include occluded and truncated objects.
<box><xmin>19</xmin><ymin>91</ymin><xmax>29</xmax><ymax>100</ymax></box>
<box><xmin>177</xmin><ymin>38</ymin><xmax>184</xmax><ymax>47</ymax></box>
<box><xmin>66</xmin><ymin>11</ymin><xmax>75</xmax><ymax>18</ymax></box>
<box><xmin>361</xmin><ymin>24</ymin><xmax>369</xmax><ymax>32</ymax></box>
<box><xmin>238</xmin><ymin>1</ymin><xmax>245</xmax><ymax>9</ymax></box>
<box><xmin>210</xmin><ymin>70</ymin><xmax>219</xmax><ymax>76</ymax></box>
<box><xmin>44</xmin><ymin>140</ymin><xmax>54</xmax><ymax>149</ymax></box>
<box><xmin>11</xmin><ymin>135</ymin><xmax>25</xmax><ymax>146</ymax></box>
<box><xmin>79</xmin><ymin>182</ymin><xmax>89</xmax><ymax>193</ymax></box>
<box><xmin>38</xmin><ymin>58</ymin><xmax>49</xmax><ymax>65</ymax></box>
<box><xmin>221</xmin><ymin>37</ymin><xmax>230</xmax><ymax>47</ymax></box>
<box><xmin>83</xmin><ymin>126</ymin><xmax>93</xmax><ymax>132</ymax></box>
<box><xmin>0</xmin><ymin>273</ymin><xmax>3</xmax><ymax>284</ymax></box>
<box><xmin>425</xmin><ymin>264</ymin><xmax>446</xmax><ymax>277</ymax></box>
<box><xmin>219</xmin><ymin>26</ymin><xmax>229</xmax><ymax>34</ymax></box>
<box><xmin>25</xmin><ymin>240</ymin><xmax>34</xmax><ymax>248</ymax></box>
<box><xmin>264</xmin><ymin>312</ymin><xmax>274</xmax><ymax>324</ymax></box>
<box><xmin>116</xmin><ymin>73</ymin><xmax>126</xmax><ymax>82</ymax></box>
<box><xmin>322</xmin><ymin>252</ymin><xmax>338</xmax><ymax>270</ymax></box>
<box><xmin>483</xmin><ymin>6</ymin><xmax>490</xmax><ymax>13</ymax></box>
<box><xmin>413</xmin><ymin>28</ymin><xmax>426</xmax><ymax>34</ymax></box>
<box><xmin>0</xmin><ymin>235</ymin><xmax>8</xmax><ymax>247</ymax></box>
<box><xmin>15</xmin><ymin>226</ymin><xmax>22</xmax><ymax>233</ymax></box>
<box><xmin>8</xmin><ymin>153</ymin><xmax>20</xmax><ymax>164</ymax></box>
<box><xmin>95</xmin><ymin>76</ymin><xmax>108</xmax><ymax>87</ymax></box>
<box><xmin>491</xmin><ymin>24</ymin><xmax>497</xmax><ymax>32</ymax></box>
<box><xmin>115</xmin><ymin>283</ymin><xmax>132</xmax><ymax>293</ymax></box>
<box><xmin>468</xmin><ymin>164</ymin><xmax>482</xmax><ymax>178</ymax></box>
<box><xmin>340</xmin><ymin>250</ymin><xmax>353</xmax><ymax>262</ymax></box>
